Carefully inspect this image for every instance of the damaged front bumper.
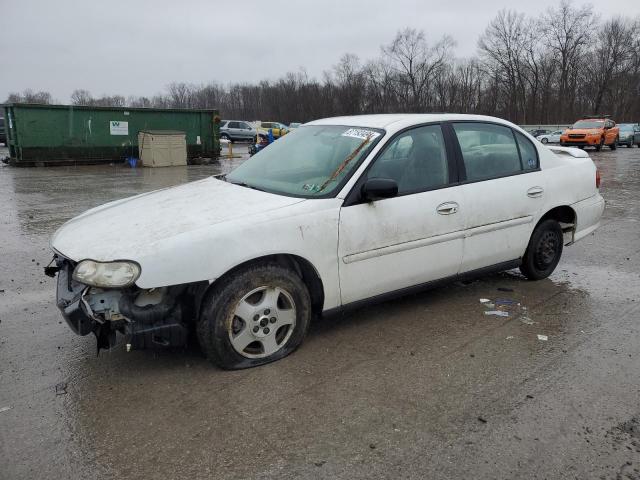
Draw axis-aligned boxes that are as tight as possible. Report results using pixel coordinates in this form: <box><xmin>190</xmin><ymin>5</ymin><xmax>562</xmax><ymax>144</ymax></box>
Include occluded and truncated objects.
<box><xmin>51</xmin><ymin>256</ymin><xmax>202</xmax><ymax>352</ymax></box>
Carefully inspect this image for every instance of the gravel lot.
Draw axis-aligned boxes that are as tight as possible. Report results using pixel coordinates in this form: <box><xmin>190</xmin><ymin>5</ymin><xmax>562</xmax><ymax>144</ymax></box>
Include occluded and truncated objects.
<box><xmin>1</xmin><ymin>144</ymin><xmax>640</xmax><ymax>479</ymax></box>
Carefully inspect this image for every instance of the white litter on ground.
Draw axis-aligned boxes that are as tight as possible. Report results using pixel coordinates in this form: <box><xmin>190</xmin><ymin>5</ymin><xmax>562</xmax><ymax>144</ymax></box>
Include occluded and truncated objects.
<box><xmin>521</xmin><ymin>316</ymin><xmax>535</xmax><ymax>325</ymax></box>
<box><xmin>0</xmin><ymin>406</ymin><xmax>12</xmax><ymax>414</ymax></box>
<box><xmin>537</xmin><ymin>334</ymin><xmax>548</xmax><ymax>341</ymax></box>
<box><xmin>484</xmin><ymin>310</ymin><xmax>509</xmax><ymax>317</ymax></box>
<box><xmin>479</xmin><ymin>298</ymin><xmax>491</xmax><ymax>304</ymax></box>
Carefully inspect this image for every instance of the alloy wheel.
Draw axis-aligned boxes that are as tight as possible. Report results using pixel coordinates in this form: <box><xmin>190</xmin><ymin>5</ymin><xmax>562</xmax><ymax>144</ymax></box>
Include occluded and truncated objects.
<box><xmin>228</xmin><ymin>286</ymin><xmax>297</xmax><ymax>359</ymax></box>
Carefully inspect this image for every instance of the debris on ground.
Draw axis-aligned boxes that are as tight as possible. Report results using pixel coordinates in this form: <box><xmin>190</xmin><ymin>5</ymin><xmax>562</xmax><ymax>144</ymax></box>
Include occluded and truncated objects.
<box><xmin>537</xmin><ymin>334</ymin><xmax>548</xmax><ymax>341</ymax></box>
<box><xmin>479</xmin><ymin>298</ymin><xmax>491</xmax><ymax>304</ymax></box>
<box><xmin>521</xmin><ymin>316</ymin><xmax>535</xmax><ymax>325</ymax></box>
<box><xmin>497</xmin><ymin>287</ymin><xmax>514</xmax><ymax>292</ymax></box>
<box><xmin>506</xmin><ymin>336</ymin><xmax>514</xmax><ymax>340</ymax></box>
<box><xmin>484</xmin><ymin>310</ymin><xmax>509</xmax><ymax>317</ymax></box>
<box><xmin>477</xmin><ymin>416</ymin><xmax>488</xmax><ymax>423</ymax></box>
<box><xmin>495</xmin><ymin>298</ymin><xmax>518</xmax><ymax>306</ymax></box>
<box><xmin>0</xmin><ymin>406</ymin><xmax>12</xmax><ymax>414</ymax></box>
<box><xmin>55</xmin><ymin>382</ymin><xmax>67</xmax><ymax>395</ymax></box>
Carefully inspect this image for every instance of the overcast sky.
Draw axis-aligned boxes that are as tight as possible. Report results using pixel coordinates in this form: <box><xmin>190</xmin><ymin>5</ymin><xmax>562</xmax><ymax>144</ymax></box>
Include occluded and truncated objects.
<box><xmin>2</xmin><ymin>0</ymin><xmax>639</xmax><ymax>103</ymax></box>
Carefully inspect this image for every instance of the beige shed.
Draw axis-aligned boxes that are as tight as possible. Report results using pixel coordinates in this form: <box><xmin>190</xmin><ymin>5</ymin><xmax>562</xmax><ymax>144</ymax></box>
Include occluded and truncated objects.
<box><xmin>138</xmin><ymin>130</ymin><xmax>187</xmax><ymax>167</ymax></box>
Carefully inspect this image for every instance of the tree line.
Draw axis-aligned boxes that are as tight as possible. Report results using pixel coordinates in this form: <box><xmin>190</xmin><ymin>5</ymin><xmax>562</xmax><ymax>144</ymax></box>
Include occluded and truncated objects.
<box><xmin>5</xmin><ymin>1</ymin><xmax>640</xmax><ymax>125</ymax></box>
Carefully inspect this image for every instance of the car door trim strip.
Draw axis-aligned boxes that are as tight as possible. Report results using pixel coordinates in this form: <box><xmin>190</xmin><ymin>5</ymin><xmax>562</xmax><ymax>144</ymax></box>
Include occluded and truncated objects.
<box><xmin>463</xmin><ymin>215</ymin><xmax>533</xmax><ymax>239</ymax></box>
<box><xmin>342</xmin><ymin>215</ymin><xmax>533</xmax><ymax>265</ymax></box>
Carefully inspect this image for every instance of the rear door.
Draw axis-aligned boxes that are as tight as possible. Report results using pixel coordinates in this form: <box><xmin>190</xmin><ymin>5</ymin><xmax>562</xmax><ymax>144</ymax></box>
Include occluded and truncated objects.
<box><xmin>338</xmin><ymin>123</ymin><xmax>466</xmax><ymax>304</ymax></box>
<box><xmin>450</xmin><ymin>122</ymin><xmax>545</xmax><ymax>273</ymax></box>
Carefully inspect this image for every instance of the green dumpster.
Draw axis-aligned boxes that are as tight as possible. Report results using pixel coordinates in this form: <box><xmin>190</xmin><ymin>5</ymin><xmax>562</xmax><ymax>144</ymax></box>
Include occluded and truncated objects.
<box><xmin>2</xmin><ymin>103</ymin><xmax>220</xmax><ymax>166</ymax></box>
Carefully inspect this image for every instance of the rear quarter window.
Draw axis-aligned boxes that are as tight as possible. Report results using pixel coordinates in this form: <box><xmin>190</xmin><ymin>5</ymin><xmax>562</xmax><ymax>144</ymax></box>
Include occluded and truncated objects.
<box><xmin>514</xmin><ymin>131</ymin><xmax>539</xmax><ymax>171</ymax></box>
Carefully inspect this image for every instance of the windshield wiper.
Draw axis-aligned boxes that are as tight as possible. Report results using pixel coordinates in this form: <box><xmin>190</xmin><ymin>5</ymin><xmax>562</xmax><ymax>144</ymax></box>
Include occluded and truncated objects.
<box><xmin>228</xmin><ymin>180</ymin><xmax>266</xmax><ymax>192</ymax></box>
<box><xmin>317</xmin><ymin>134</ymin><xmax>374</xmax><ymax>192</ymax></box>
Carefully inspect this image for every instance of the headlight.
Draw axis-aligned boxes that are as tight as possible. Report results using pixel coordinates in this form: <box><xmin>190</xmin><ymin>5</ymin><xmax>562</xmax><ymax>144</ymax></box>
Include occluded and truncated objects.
<box><xmin>73</xmin><ymin>260</ymin><xmax>141</xmax><ymax>288</ymax></box>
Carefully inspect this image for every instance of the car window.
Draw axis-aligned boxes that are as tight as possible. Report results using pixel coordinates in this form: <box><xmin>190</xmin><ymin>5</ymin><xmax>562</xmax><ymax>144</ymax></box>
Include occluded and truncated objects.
<box><xmin>367</xmin><ymin>124</ymin><xmax>449</xmax><ymax>194</ymax></box>
<box><xmin>240</xmin><ymin>122</ymin><xmax>251</xmax><ymax>129</ymax></box>
<box><xmin>453</xmin><ymin>123</ymin><xmax>522</xmax><ymax>181</ymax></box>
<box><xmin>229</xmin><ymin>121</ymin><xmax>240</xmax><ymax>129</ymax></box>
<box><xmin>220</xmin><ymin>121</ymin><xmax>228</xmax><ymax>128</ymax></box>
<box><xmin>261</xmin><ymin>122</ymin><xmax>272</xmax><ymax>128</ymax></box>
<box><xmin>514</xmin><ymin>131</ymin><xmax>539</xmax><ymax>170</ymax></box>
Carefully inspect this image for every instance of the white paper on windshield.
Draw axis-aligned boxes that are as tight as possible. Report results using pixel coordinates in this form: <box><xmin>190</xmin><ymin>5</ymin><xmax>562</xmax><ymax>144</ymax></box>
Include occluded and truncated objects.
<box><xmin>341</xmin><ymin>128</ymin><xmax>381</xmax><ymax>141</ymax></box>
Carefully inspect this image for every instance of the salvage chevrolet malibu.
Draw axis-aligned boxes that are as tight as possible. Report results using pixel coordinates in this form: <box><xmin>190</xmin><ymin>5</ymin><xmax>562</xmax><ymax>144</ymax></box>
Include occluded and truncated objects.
<box><xmin>48</xmin><ymin>114</ymin><xmax>605</xmax><ymax>369</ymax></box>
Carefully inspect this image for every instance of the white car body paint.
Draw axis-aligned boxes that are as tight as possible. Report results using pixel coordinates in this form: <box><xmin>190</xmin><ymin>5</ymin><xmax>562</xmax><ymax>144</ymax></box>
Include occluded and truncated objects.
<box><xmin>51</xmin><ymin>114</ymin><xmax>604</xmax><ymax>312</ymax></box>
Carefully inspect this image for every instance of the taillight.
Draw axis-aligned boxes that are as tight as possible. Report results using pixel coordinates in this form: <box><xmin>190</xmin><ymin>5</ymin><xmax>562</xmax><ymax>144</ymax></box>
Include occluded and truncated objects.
<box><xmin>596</xmin><ymin>168</ymin><xmax>601</xmax><ymax>188</ymax></box>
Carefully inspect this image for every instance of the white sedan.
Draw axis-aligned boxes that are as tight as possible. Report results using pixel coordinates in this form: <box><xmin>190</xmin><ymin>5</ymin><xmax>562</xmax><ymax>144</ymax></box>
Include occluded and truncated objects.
<box><xmin>536</xmin><ymin>130</ymin><xmax>565</xmax><ymax>144</ymax></box>
<box><xmin>49</xmin><ymin>114</ymin><xmax>604</xmax><ymax>369</ymax></box>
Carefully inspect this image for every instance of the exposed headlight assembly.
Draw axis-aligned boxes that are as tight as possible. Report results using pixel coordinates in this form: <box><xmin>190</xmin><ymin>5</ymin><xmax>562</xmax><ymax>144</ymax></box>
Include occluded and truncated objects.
<box><xmin>73</xmin><ymin>260</ymin><xmax>141</xmax><ymax>288</ymax></box>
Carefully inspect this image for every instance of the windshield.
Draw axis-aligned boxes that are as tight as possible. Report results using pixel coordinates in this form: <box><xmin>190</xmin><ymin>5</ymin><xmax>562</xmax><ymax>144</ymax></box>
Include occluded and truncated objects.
<box><xmin>619</xmin><ymin>124</ymin><xmax>634</xmax><ymax>132</ymax></box>
<box><xmin>227</xmin><ymin>125</ymin><xmax>383</xmax><ymax>197</ymax></box>
<box><xmin>572</xmin><ymin>120</ymin><xmax>604</xmax><ymax>129</ymax></box>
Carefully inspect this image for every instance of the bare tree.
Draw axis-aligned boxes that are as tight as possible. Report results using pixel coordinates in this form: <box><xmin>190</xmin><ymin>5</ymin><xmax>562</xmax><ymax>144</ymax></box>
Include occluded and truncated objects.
<box><xmin>588</xmin><ymin>17</ymin><xmax>639</xmax><ymax>113</ymax></box>
<box><xmin>6</xmin><ymin>89</ymin><xmax>53</xmax><ymax>104</ymax></box>
<box><xmin>542</xmin><ymin>0</ymin><xmax>595</xmax><ymax>120</ymax></box>
<box><xmin>382</xmin><ymin>28</ymin><xmax>455</xmax><ymax>111</ymax></box>
<box><xmin>71</xmin><ymin>89</ymin><xmax>93</xmax><ymax>105</ymax></box>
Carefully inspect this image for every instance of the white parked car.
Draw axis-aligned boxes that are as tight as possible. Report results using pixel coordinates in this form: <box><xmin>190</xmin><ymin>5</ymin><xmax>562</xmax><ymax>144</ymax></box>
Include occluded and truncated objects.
<box><xmin>536</xmin><ymin>130</ymin><xmax>565</xmax><ymax>144</ymax></box>
<box><xmin>49</xmin><ymin>114</ymin><xmax>604</xmax><ymax>369</ymax></box>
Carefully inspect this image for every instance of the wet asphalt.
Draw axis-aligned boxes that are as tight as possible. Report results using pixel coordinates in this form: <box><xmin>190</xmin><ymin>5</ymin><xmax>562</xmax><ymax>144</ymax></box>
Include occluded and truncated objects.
<box><xmin>1</xmin><ymin>144</ymin><xmax>640</xmax><ymax>480</ymax></box>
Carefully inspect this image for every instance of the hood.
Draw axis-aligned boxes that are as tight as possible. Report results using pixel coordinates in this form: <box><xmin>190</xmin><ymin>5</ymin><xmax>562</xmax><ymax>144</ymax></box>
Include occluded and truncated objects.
<box><xmin>51</xmin><ymin>177</ymin><xmax>305</xmax><ymax>262</ymax></box>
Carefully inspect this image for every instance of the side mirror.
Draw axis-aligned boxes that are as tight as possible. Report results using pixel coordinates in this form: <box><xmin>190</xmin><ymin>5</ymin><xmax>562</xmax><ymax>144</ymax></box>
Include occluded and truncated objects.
<box><xmin>361</xmin><ymin>178</ymin><xmax>398</xmax><ymax>202</ymax></box>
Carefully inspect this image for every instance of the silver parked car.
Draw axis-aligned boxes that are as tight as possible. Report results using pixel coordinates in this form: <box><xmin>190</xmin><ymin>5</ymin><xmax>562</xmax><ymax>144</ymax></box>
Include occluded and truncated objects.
<box><xmin>536</xmin><ymin>130</ymin><xmax>564</xmax><ymax>144</ymax></box>
<box><xmin>220</xmin><ymin>120</ymin><xmax>256</xmax><ymax>142</ymax></box>
<box><xmin>617</xmin><ymin>123</ymin><xmax>638</xmax><ymax>148</ymax></box>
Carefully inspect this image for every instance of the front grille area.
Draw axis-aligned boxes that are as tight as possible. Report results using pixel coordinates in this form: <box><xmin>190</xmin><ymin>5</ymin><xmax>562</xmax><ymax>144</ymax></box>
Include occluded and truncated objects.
<box><xmin>569</xmin><ymin>134</ymin><xmax>586</xmax><ymax>139</ymax></box>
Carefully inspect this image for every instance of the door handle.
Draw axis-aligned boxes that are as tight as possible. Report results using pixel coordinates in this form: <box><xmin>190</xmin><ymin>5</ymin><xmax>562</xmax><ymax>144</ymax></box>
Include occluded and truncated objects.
<box><xmin>437</xmin><ymin>202</ymin><xmax>459</xmax><ymax>215</ymax></box>
<box><xmin>527</xmin><ymin>186</ymin><xmax>544</xmax><ymax>198</ymax></box>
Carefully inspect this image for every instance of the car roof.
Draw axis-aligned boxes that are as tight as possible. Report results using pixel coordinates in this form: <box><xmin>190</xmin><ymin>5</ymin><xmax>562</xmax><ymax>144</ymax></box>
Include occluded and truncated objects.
<box><xmin>306</xmin><ymin>114</ymin><xmax>518</xmax><ymax>133</ymax></box>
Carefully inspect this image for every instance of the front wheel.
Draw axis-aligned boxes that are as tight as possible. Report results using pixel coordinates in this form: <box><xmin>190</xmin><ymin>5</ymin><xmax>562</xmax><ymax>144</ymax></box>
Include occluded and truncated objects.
<box><xmin>519</xmin><ymin>219</ymin><xmax>564</xmax><ymax>281</ymax></box>
<box><xmin>595</xmin><ymin>137</ymin><xmax>603</xmax><ymax>151</ymax></box>
<box><xmin>541</xmin><ymin>138</ymin><xmax>548</xmax><ymax>144</ymax></box>
<box><xmin>197</xmin><ymin>263</ymin><xmax>311</xmax><ymax>369</ymax></box>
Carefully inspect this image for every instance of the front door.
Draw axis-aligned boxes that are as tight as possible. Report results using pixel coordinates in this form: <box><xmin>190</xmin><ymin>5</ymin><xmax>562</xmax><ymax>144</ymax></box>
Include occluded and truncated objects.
<box><xmin>338</xmin><ymin>124</ymin><xmax>466</xmax><ymax>305</ymax></box>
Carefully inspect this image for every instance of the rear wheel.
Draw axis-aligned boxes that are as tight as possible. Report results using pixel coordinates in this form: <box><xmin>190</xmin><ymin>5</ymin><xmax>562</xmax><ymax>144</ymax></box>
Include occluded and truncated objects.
<box><xmin>519</xmin><ymin>219</ymin><xmax>564</xmax><ymax>281</ymax></box>
<box><xmin>541</xmin><ymin>138</ymin><xmax>548</xmax><ymax>144</ymax></box>
<box><xmin>610</xmin><ymin>137</ymin><xmax>617</xmax><ymax>150</ymax></box>
<box><xmin>197</xmin><ymin>263</ymin><xmax>311</xmax><ymax>369</ymax></box>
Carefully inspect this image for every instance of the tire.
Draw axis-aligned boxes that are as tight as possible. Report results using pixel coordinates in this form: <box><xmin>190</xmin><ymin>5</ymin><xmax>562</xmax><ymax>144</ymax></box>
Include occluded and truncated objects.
<box><xmin>595</xmin><ymin>137</ymin><xmax>603</xmax><ymax>151</ymax></box>
<box><xmin>197</xmin><ymin>262</ymin><xmax>311</xmax><ymax>369</ymax></box>
<box><xmin>541</xmin><ymin>138</ymin><xmax>548</xmax><ymax>144</ymax></box>
<box><xmin>610</xmin><ymin>137</ymin><xmax>617</xmax><ymax>150</ymax></box>
<box><xmin>220</xmin><ymin>133</ymin><xmax>231</xmax><ymax>142</ymax></box>
<box><xmin>519</xmin><ymin>219</ymin><xmax>564</xmax><ymax>281</ymax></box>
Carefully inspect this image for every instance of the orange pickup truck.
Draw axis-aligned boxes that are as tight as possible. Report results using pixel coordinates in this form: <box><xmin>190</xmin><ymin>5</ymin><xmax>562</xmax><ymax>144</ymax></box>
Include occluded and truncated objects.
<box><xmin>560</xmin><ymin>117</ymin><xmax>619</xmax><ymax>151</ymax></box>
